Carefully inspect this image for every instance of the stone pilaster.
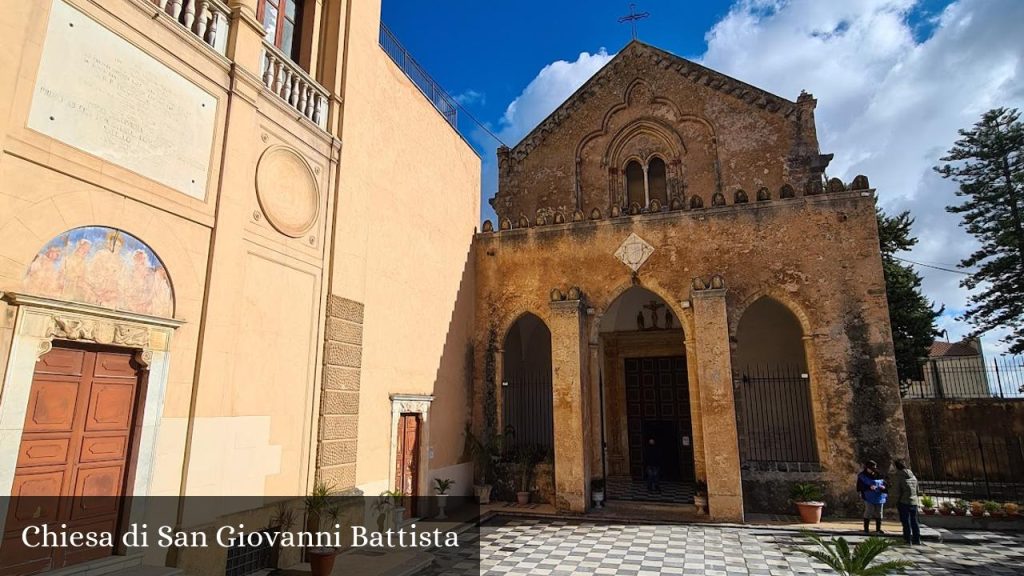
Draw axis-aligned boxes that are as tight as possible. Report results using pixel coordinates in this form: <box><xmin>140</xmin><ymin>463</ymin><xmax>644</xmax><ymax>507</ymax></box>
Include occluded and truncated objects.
<box><xmin>691</xmin><ymin>284</ymin><xmax>744</xmax><ymax>522</ymax></box>
<box><xmin>318</xmin><ymin>294</ymin><xmax>364</xmax><ymax>489</ymax></box>
<box><xmin>548</xmin><ymin>295</ymin><xmax>590</xmax><ymax>512</ymax></box>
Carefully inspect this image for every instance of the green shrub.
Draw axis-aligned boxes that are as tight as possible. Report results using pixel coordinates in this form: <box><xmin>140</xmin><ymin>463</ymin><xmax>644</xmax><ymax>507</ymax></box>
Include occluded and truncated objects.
<box><xmin>799</xmin><ymin>533</ymin><xmax>912</xmax><ymax>576</ymax></box>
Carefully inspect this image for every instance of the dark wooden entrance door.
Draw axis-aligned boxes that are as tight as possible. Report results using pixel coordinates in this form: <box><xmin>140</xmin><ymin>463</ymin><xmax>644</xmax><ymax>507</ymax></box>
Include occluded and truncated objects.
<box><xmin>394</xmin><ymin>414</ymin><xmax>420</xmax><ymax>518</ymax></box>
<box><xmin>626</xmin><ymin>356</ymin><xmax>694</xmax><ymax>482</ymax></box>
<box><xmin>1</xmin><ymin>345</ymin><xmax>144</xmax><ymax>576</ymax></box>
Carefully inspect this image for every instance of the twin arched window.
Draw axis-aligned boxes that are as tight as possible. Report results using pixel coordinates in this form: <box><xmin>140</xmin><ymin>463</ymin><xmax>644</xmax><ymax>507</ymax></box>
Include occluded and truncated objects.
<box><xmin>624</xmin><ymin>157</ymin><xmax>668</xmax><ymax>208</ymax></box>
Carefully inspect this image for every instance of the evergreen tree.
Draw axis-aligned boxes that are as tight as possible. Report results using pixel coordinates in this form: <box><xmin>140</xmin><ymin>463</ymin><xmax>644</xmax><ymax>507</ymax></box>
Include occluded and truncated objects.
<box><xmin>876</xmin><ymin>209</ymin><xmax>941</xmax><ymax>383</ymax></box>
<box><xmin>935</xmin><ymin>108</ymin><xmax>1024</xmax><ymax>353</ymax></box>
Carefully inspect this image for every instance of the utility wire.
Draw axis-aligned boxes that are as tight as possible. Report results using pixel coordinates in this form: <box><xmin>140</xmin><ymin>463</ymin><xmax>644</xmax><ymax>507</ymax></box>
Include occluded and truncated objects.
<box><xmin>893</xmin><ymin>255</ymin><xmax>972</xmax><ymax>275</ymax></box>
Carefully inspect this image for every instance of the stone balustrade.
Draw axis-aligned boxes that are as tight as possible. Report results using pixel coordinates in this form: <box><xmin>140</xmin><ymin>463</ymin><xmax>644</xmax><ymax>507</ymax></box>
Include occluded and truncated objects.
<box><xmin>152</xmin><ymin>0</ymin><xmax>229</xmax><ymax>55</ymax></box>
<box><xmin>261</xmin><ymin>41</ymin><xmax>329</xmax><ymax>130</ymax></box>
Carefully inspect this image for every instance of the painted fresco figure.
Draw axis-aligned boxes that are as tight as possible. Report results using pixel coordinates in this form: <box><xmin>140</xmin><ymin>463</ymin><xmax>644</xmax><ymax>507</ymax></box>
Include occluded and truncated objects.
<box><xmin>856</xmin><ymin>459</ymin><xmax>887</xmax><ymax>534</ymax></box>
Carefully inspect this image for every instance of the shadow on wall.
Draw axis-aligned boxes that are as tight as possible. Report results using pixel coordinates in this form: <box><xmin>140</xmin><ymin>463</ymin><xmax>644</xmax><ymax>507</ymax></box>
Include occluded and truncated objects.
<box><xmin>424</xmin><ymin>243</ymin><xmax>476</xmax><ymax>497</ymax></box>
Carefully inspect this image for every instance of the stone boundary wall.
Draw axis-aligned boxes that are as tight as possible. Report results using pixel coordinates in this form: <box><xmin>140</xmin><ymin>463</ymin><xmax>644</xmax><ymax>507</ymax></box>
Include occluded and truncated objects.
<box><xmin>318</xmin><ymin>295</ymin><xmax>364</xmax><ymax>489</ymax></box>
<box><xmin>902</xmin><ymin>399</ymin><xmax>1024</xmax><ymax>437</ymax></box>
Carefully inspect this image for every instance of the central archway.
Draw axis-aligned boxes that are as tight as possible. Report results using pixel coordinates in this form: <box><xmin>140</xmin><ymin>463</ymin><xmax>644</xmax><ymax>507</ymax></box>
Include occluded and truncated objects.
<box><xmin>598</xmin><ymin>286</ymin><xmax>696</xmax><ymax>504</ymax></box>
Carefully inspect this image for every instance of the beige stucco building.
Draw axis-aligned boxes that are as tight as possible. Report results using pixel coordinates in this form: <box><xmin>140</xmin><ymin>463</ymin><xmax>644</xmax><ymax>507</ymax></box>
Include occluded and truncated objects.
<box><xmin>0</xmin><ymin>0</ymin><xmax>478</xmax><ymax>574</ymax></box>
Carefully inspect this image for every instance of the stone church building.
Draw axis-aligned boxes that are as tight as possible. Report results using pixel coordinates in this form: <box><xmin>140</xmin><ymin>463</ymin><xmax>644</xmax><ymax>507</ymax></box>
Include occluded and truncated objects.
<box><xmin>0</xmin><ymin>0</ymin><xmax>905</xmax><ymax>573</ymax></box>
<box><xmin>472</xmin><ymin>41</ymin><xmax>907</xmax><ymax>521</ymax></box>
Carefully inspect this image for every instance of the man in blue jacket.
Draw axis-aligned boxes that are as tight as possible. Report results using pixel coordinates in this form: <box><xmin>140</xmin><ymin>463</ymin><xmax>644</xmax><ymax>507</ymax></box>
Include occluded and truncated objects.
<box><xmin>856</xmin><ymin>460</ymin><xmax>887</xmax><ymax>534</ymax></box>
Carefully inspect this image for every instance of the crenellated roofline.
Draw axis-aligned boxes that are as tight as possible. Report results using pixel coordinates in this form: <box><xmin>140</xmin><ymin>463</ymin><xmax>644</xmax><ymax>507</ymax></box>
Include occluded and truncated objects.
<box><xmin>501</xmin><ymin>40</ymin><xmax>805</xmax><ymax>165</ymax></box>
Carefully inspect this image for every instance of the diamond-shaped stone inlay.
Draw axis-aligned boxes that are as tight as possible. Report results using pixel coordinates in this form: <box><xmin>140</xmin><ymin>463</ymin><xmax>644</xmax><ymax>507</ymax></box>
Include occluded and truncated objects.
<box><xmin>615</xmin><ymin>233</ymin><xmax>654</xmax><ymax>272</ymax></box>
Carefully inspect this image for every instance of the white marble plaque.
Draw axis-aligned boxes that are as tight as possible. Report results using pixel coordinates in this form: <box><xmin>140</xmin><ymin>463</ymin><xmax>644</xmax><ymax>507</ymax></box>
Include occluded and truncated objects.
<box><xmin>28</xmin><ymin>0</ymin><xmax>217</xmax><ymax>200</ymax></box>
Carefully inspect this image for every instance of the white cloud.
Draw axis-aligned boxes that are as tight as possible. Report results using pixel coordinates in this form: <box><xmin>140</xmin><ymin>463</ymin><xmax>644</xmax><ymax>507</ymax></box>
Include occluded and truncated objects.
<box><xmin>700</xmin><ymin>0</ymin><xmax>1024</xmax><ymax>354</ymax></box>
<box><xmin>476</xmin><ymin>49</ymin><xmax>616</xmax><ymax>222</ymax></box>
<box><xmin>454</xmin><ymin>89</ymin><xmax>486</xmax><ymax>106</ymax></box>
<box><xmin>496</xmin><ymin>49</ymin><xmax>616</xmax><ymax>145</ymax></box>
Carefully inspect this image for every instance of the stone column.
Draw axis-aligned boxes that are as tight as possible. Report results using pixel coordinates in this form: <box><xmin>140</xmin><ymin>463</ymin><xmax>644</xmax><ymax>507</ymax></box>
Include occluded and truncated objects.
<box><xmin>548</xmin><ymin>294</ymin><xmax>590</xmax><ymax>512</ymax></box>
<box><xmin>691</xmin><ymin>281</ymin><xmax>744</xmax><ymax>522</ymax></box>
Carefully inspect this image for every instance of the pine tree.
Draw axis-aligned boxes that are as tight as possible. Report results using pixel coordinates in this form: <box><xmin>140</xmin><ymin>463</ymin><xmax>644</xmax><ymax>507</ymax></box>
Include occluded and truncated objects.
<box><xmin>935</xmin><ymin>108</ymin><xmax>1024</xmax><ymax>353</ymax></box>
<box><xmin>876</xmin><ymin>209</ymin><xmax>941</xmax><ymax>383</ymax></box>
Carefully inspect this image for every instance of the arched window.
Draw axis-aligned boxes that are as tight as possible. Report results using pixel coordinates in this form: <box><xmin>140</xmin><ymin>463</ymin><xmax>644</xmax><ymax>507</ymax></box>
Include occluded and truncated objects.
<box><xmin>648</xmin><ymin>157</ymin><xmax>668</xmax><ymax>205</ymax></box>
<box><xmin>625</xmin><ymin>160</ymin><xmax>645</xmax><ymax>208</ymax></box>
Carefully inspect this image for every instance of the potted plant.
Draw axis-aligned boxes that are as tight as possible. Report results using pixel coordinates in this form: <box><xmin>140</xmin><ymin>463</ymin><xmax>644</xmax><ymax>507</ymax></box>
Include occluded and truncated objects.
<box><xmin>267</xmin><ymin>501</ymin><xmax>296</xmax><ymax>569</ymax></box>
<box><xmin>938</xmin><ymin>501</ymin><xmax>953</xmax><ymax>516</ymax></box>
<box><xmin>1004</xmin><ymin>502</ymin><xmax>1020</xmax><ymax>517</ymax></box>
<box><xmin>304</xmin><ymin>482</ymin><xmax>340</xmax><ymax>576</ymax></box>
<box><xmin>434</xmin><ymin>478</ymin><xmax>455</xmax><ymax>519</ymax></box>
<box><xmin>969</xmin><ymin>500</ymin><xmax>985</xmax><ymax>517</ymax></box>
<box><xmin>693</xmin><ymin>481</ymin><xmax>709</xmax><ymax>514</ymax></box>
<box><xmin>920</xmin><ymin>494</ymin><xmax>936</xmax><ymax>515</ymax></box>
<box><xmin>791</xmin><ymin>482</ymin><xmax>826</xmax><ymax>524</ymax></box>
<box><xmin>952</xmin><ymin>499</ymin><xmax>969</xmax><ymax>516</ymax></box>
<box><xmin>591</xmin><ymin>478</ymin><xmax>606</xmax><ymax>508</ymax></box>
<box><xmin>799</xmin><ymin>532</ymin><xmax>912</xmax><ymax>576</ymax></box>
<box><xmin>465</xmin><ymin>426</ymin><xmax>496</xmax><ymax>504</ymax></box>
<box><xmin>983</xmin><ymin>500</ymin><xmax>1003</xmax><ymax>517</ymax></box>
<box><xmin>514</xmin><ymin>445</ymin><xmax>539</xmax><ymax>505</ymax></box>
<box><xmin>374</xmin><ymin>489</ymin><xmax>407</xmax><ymax>531</ymax></box>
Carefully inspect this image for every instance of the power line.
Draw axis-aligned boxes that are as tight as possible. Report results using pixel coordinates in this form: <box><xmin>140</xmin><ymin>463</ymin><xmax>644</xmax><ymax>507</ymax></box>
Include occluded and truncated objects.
<box><xmin>892</xmin><ymin>254</ymin><xmax>970</xmax><ymax>274</ymax></box>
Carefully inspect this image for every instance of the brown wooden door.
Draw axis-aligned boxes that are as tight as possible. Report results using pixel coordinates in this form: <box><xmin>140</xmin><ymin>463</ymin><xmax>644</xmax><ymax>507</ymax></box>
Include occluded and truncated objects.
<box><xmin>1</xmin><ymin>345</ymin><xmax>144</xmax><ymax>576</ymax></box>
<box><xmin>626</xmin><ymin>356</ymin><xmax>694</xmax><ymax>482</ymax></box>
<box><xmin>394</xmin><ymin>414</ymin><xmax>420</xmax><ymax>518</ymax></box>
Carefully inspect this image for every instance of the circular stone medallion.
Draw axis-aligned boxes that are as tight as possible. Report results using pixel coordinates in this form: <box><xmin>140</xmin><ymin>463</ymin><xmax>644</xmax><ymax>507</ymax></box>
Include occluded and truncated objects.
<box><xmin>255</xmin><ymin>146</ymin><xmax>319</xmax><ymax>237</ymax></box>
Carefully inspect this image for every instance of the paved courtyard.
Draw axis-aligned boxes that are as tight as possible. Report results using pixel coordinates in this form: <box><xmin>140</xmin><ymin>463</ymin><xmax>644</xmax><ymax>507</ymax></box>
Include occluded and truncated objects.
<box><xmin>424</xmin><ymin>517</ymin><xmax>1024</xmax><ymax>575</ymax></box>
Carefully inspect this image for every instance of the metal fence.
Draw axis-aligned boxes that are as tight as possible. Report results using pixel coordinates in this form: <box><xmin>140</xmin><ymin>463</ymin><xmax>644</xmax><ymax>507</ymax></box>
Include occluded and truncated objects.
<box><xmin>733</xmin><ymin>364</ymin><xmax>819</xmax><ymax>465</ymax></box>
<box><xmin>378</xmin><ymin>24</ymin><xmax>458</xmax><ymax>127</ymax></box>
<box><xmin>502</xmin><ymin>372</ymin><xmax>554</xmax><ymax>450</ymax></box>
<box><xmin>907</xmin><ymin>432</ymin><xmax>1024</xmax><ymax>503</ymax></box>
<box><xmin>904</xmin><ymin>355</ymin><xmax>1024</xmax><ymax>399</ymax></box>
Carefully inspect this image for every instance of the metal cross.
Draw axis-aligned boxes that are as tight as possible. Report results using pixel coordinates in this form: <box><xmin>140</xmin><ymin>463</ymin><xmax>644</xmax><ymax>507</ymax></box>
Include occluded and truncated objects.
<box><xmin>618</xmin><ymin>3</ymin><xmax>650</xmax><ymax>41</ymax></box>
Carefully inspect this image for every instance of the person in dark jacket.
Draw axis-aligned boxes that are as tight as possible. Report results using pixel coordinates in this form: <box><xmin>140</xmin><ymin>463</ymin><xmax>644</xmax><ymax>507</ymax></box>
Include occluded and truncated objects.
<box><xmin>644</xmin><ymin>437</ymin><xmax>661</xmax><ymax>492</ymax></box>
<box><xmin>888</xmin><ymin>459</ymin><xmax>922</xmax><ymax>545</ymax></box>
<box><xmin>856</xmin><ymin>460</ymin><xmax>887</xmax><ymax>534</ymax></box>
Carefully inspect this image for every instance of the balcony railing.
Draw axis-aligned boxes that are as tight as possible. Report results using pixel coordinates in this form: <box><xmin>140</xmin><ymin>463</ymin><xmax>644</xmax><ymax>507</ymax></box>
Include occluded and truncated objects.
<box><xmin>152</xmin><ymin>0</ymin><xmax>229</xmax><ymax>55</ymax></box>
<box><xmin>260</xmin><ymin>41</ymin><xmax>329</xmax><ymax>130</ymax></box>
<box><xmin>379</xmin><ymin>24</ymin><xmax>458</xmax><ymax>127</ymax></box>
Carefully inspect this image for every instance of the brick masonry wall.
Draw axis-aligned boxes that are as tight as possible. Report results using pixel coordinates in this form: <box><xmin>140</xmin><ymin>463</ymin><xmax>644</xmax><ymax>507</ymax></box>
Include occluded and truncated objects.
<box><xmin>318</xmin><ymin>295</ymin><xmax>364</xmax><ymax>490</ymax></box>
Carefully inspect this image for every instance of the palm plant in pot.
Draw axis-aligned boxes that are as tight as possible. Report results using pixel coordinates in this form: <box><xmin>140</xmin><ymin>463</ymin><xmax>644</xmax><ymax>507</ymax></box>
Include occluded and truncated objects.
<box><xmin>791</xmin><ymin>482</ymin><xmax>826</xmax><ymax>524</ymax></box>
<box><xmin>464</xmin><ymin>425</ymin><xmax>497</xmax><ymax>504</ymax></box>
<box><xmin>434</xmin><ymin>478</ymin><xmax>455</xmax><ymax>519</ymax></box>
<box><xmin>591</xmin><ymin>478</ymin><xmax>606</xmax><ymax>508</ymax></box>
<box><xmin>304</xmin><ymin>482</ymin><xmax>341</xmax><ymax>576</ymax></box>
<box><xmin>514</xmin><ymin>444</ymin><xmax>540</xmax><ymax>505</ymax></box>
<box><xmin>693</xmin><ymin>481</ymin><xmax>709</xmax><ymax>514</ymax></box>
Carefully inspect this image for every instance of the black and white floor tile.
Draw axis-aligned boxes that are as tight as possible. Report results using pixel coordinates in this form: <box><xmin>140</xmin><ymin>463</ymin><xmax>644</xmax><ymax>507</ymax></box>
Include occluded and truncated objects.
<box><xmin>605</xmin><ymin>476</ymin><xmax>695</xmax><ymax>504</ymax></box>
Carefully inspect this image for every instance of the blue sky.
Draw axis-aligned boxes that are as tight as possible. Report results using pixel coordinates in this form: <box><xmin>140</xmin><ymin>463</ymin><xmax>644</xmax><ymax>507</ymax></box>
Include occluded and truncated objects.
<box><xmin>381</xmin><ymin>0</ymin><xmax>1024</xmax><ymax>353</ymax></box>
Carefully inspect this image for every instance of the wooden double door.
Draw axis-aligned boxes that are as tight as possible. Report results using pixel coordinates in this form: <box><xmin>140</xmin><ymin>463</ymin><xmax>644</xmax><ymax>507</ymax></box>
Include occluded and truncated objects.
<box><xmin>1</xmin><ymin>344</ymin><xmax>145</xmax><ymax>576</ymax></box>
<box><xmin>625</xmin><ymin>356</ymin><xmax>695</xmax><ymax>482</ymax></box>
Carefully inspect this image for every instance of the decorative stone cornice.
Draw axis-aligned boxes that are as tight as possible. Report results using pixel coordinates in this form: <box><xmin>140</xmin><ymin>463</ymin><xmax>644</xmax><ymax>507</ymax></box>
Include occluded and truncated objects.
<box><xmin>2</xmin><ymin>293</ymin><xmax>183</xmax><ymax>329</ymax></box>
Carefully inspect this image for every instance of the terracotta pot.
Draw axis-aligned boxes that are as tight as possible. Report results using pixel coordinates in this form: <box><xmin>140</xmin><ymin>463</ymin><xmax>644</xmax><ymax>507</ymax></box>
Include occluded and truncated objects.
<box><xmin>795</xmin><ymin>501</ymin><xmax>825</xmax><ymax>524</ymax></box>
<box><xmin>923</xmin><ymin>508</ymin><xmax>936</xmax><ymax>515</ymax></box>
<box><xmin>939</xmin><ymin>508</ymin><xmax>951</xmax><ymax>516</ymax></box>
<box><xmin>308</xmin><ymin>549</ymin><xmax>338</xmax><ymax>576</ymax></box>
<box><xmin>516</xmin><ymin>491</ymin><xmax>530</xmax><ymax>505</ymax></box>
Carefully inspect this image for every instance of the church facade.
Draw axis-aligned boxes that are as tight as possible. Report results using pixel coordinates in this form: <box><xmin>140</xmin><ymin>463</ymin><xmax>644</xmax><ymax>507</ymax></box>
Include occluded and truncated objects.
<box><xmin>473</xmin><ymin>41</ymin><xmax>907</xmax><ymax>521</ymax></box>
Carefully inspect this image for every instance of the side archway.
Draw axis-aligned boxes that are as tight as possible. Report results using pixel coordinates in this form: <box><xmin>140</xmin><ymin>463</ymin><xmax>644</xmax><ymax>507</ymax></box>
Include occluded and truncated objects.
<box><xmin>732</xmin><ymin>297</ymin><xmax>818</xmax><ymax>465</ymax></box>
<box><xmin>502</xmin><ymin>313</ymin><xmax>554</xmax><ymax>451</ymax></box>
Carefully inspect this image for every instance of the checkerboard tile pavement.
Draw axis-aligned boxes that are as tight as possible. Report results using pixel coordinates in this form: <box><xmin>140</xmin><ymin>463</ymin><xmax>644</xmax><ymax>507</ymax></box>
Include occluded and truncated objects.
<box><xmin>605</xmin><ymin>476</ymin><xmax>695</xmax><ymax>504</ymax></box>
<box><xmin>420</xmin><ymin>518</ymin><xmax>1024</xmax><ymax>575</ymax></box>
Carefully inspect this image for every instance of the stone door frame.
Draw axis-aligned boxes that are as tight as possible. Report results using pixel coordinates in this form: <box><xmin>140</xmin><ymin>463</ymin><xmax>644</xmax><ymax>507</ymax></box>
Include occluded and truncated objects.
<box><xmin>0</xmin><ymin>292</ymin><xmax>182</xmax><ymax>529</ymax></box>
<box><xmin>387</xmin><ymin>394</ymin><xmax>433</xmax><ymax>501</ymax></box>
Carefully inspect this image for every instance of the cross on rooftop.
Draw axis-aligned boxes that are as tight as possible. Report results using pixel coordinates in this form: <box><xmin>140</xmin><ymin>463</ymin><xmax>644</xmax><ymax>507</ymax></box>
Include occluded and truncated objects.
<box><xmin>618</xmin><ymin>3</ymin><xmax>650</xmax><ymax>41</ymax></box>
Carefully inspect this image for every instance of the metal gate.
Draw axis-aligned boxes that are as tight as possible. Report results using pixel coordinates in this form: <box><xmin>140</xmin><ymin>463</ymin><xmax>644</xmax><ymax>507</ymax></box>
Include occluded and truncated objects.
<box><xmin>733</xmin><ymin>364</ymin><xmax>818</xmax><ymax>466</ymax></box>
